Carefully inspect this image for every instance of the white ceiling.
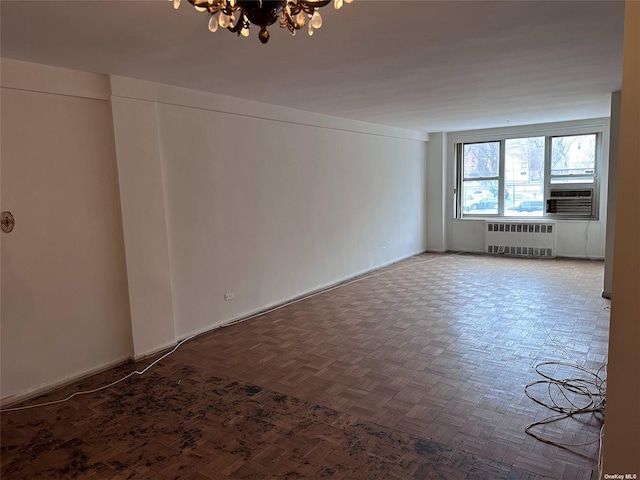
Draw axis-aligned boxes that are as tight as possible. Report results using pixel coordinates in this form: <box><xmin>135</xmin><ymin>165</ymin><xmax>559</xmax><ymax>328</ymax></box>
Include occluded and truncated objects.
<box><xmin>0</xmin><ymin>0</ymin><xmax>625</xmax><ymax>133</ymax></box>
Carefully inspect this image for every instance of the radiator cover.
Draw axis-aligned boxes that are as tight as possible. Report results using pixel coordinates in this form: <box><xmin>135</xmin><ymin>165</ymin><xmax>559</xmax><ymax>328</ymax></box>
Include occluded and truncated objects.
<box><xmin>485</xmin><ymin>221</ymin><xmax>556</xmax><ymax>258</ymax></box>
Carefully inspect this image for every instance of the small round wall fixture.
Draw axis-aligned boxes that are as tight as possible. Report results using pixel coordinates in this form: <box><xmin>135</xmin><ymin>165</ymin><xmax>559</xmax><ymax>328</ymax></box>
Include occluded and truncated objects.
<box><xmin>1</xmin><ymin>211</ymin><xmax>15</xmax><ymax>233</ymax></box>
<box><xmin>172</xmin><ymin>0</ymin><xmax>353</xmax><ymax>43</ymax></box>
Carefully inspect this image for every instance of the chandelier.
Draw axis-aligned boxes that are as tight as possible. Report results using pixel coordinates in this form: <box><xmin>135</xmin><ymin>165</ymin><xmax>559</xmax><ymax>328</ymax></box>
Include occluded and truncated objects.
<box><xmin>172</xmin><ymin>0</ymin><xmax>352</xmax><ymax>43</ymax></box>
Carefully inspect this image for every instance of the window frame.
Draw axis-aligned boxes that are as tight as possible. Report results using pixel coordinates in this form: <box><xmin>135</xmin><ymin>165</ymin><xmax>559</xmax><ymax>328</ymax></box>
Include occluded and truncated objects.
<box><xmin>547</xmin><ymin>133</ymin><xmax>600</xmax><ymax>184</ymax></box>
<box><xmin>458</xmin><ymin>140</ymin><xmax>502</xmax><ymax>217</ymax></box>
<box><xmin>453</xmin><ymin>125</ymin><xmax>603</xmax><ymax>220</ymax></box>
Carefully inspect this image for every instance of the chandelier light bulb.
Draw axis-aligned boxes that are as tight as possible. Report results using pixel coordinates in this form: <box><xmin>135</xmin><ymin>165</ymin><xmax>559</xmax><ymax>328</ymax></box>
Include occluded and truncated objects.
<box><xmin>334</xmin><ymin>0</ymin><xmax>343</xmax><ymax>9</ymax></box>
<box><xmin>308</xmin><ymin>23</ymin><xmax>314</xmax><ymax>36</ymax></box>
<box><xmin>208</xmin><ymin>15</ymin><xmax>219</xmax><ymax>32</ymax></box>
<box><xmin>195</xmin><ymin>5</ymin><xmax>207</xmax><ymax>12</ymax></box>
<box><xmin>295</xmin><ymin>11</ymin><xmax>306</xmax><ymax>26</ymax></box>
<box><xmin>241</xmin><ymin>27</ymin><xmax>250</xmax><ymax>37</ymax></box>
<box><xmin>310</xmin><ymin>10</ymin><xmax>322</xmax><ymax>29</ymax></box>
<box><xmin>173</xmin><ymin>0</ymin><xmax>181</xmax><ymax>9</ymax></box>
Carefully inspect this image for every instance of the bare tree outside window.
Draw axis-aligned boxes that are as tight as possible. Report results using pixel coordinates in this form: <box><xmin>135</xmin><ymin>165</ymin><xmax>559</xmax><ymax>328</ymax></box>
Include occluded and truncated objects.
<box><xmin>463</xmin><ymin>142</ymin><xmax>499</xmax><ymax>178</ymax></box>
<box><xmin>462</xmin><ymin>142</ymin><xmax>499</xmax><ymax>214</ymax></box>
<box><xmin>551</xmin><ymin>134</ymin><xmax>596</xmax><ymax>178</ymax></box>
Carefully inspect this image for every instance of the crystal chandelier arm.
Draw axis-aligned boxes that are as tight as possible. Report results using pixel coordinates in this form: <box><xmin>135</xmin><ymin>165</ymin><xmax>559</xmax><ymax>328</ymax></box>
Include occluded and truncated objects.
<box><xmin>280</xmin><ymin>15</ymin><xmax>296</xmax><ymax>34</ymax></box>
<box><xmin>281</xmin><ymin>7</ymin><xmax>304</xmax><ymax>31</ymax></box>
<box><xmin>189</xmin><ymin>0</ymin><xmax>218</xmax><ymax>14</ymax></box>
<box><xmin>295</xmin><ymin>0</ymin><xmax>331</xmax><ymax>15</ymax></box>
<box><xmin>228</xmin><ymin>14</ymin><xmax>249</xmax><ymax>34</ymax></box>
<box><xmin>188</xmin><ymin>0</ymin><xmax>237</xmax><ymax>15</ymax></box>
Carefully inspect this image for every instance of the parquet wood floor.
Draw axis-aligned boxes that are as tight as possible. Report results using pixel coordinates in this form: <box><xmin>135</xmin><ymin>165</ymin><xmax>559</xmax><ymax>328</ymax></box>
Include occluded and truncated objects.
<box><xmin>1</xmin><ymin>253</ymin><xmax>609</xmax><ymax>479</ymax></box>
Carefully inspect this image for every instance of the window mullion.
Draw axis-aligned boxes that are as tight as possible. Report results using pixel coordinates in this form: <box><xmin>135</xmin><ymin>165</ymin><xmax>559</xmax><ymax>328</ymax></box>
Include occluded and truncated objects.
<box><xmin>499</xmin><ymin>139</ymin><xmax>505</xmax><ymax>216</ymax></box>
<box><xmin>455</xmin><ymin>143</ymin><xmax>462</xmax><ymax>218</ymax></box>
<box><xmin>544</xmin><ymin>136</ymin><xmax>551</xmax><ymax>217</ymax></box>
<box><xmin>462</xmin><ymin>176</ymin><xmax>499</xmax><ymax>182</ymax></box>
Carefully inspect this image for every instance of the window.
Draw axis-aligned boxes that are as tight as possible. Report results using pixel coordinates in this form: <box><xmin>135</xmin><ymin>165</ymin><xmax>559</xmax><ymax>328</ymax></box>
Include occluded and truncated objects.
<box><xmin>455</xmin><ymin>131</ymin><xmax>601</xmax><ymax>219</ymax></box>
<box><xmin>505</xmin><ymin>137</ymin><xmax>544</xmax><ymax>216</ymax></box>
<box><xmin>550</xmin><ymin>134</ymin><xmax>597</xmax><ymax>183</ymax></box>
<box><xmin>461</xmin><ymin>142</ymin><xmax>499</xmax><ymax>214</ymax></box>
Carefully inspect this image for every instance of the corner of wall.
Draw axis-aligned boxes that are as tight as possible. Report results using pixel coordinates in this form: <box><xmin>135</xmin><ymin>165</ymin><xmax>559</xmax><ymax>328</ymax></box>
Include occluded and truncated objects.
<box><xmin>110</xmin><ymin>94</ymin><xmax>176</xmax><ymax>357</ymax></box>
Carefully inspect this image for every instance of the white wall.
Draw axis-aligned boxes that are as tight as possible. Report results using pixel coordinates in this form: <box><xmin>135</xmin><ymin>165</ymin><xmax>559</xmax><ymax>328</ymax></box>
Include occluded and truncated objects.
<box><xmin>1</xmin><ymin>60</ymin><xmax>428</xmax><ymax>401</ymax></box>
<box><xmin>110</xmin><ymin>77</ymin><xmax>429</xmax><ymax>353</ymax></box>
<box><xmin>425</xmin><ymin>132</ymin><xmax>447</xmax><ymax>252</ymax></box>
<box><xmin>1</xmin><ymin>59</ymin><xmax>133</xmax><ymax>403</ymax></box>
<box><xmin>110</xmin><ymin>97</ymin><xmax>176</xmax><ymax>358</ymax></box>
<box><xmin>439</xmin><ymin>119</ymin><xmax>611</xmax><ymax>258</ymax></box>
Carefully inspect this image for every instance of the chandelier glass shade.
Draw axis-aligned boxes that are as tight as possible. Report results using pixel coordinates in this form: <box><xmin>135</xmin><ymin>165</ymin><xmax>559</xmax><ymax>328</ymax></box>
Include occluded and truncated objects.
<box><xmin>172</xmin><ymin>0</ymin><xmax>352</xmax><ymax>43</ymax></box>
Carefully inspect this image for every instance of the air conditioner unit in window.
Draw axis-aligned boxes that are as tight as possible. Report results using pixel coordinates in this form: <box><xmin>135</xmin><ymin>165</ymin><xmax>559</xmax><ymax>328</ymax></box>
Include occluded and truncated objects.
<box><xmin>546</xmin><ymin>189</ymin><xmax>593</xmax><ymax>217</ymax></box>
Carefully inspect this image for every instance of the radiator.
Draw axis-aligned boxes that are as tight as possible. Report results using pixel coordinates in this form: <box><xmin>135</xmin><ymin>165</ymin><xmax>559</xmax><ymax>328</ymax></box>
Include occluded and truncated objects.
<box><xmin>485</xmin><ymin>221</ymin><xmax>556</xmax><ymax>258</ymax></box>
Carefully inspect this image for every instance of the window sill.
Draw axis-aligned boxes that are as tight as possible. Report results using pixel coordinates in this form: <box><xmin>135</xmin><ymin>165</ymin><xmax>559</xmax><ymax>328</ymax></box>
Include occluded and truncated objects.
<box><xmin>456</xmin><ymin>215</ymin><xmax>599</xmax><ymax>222</ymax></box>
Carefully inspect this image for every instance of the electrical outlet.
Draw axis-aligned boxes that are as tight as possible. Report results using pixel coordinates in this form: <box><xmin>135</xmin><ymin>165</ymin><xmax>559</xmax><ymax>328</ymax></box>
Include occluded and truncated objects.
<box><xmin>224</xmin><ymin>292</ymin><xmax>235</xmax><ymax>301</ymax></box>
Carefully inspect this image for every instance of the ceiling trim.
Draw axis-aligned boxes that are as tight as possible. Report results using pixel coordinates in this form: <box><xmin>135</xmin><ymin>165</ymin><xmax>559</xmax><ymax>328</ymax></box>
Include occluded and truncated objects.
<box><xmin>110</xmin><ymin>75</ymin><xmax>429</xmax><ymax>142</ymax></box>
<box><xmin>1</xmin><ymin>58</ymin><xmax>110</xmax><ymax>101</ymax></box>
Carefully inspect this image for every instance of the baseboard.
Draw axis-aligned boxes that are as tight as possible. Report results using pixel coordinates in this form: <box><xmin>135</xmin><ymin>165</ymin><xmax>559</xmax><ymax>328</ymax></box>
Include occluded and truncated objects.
<box><xmin>133</xmin><ymin>339</ymin><xmax>184</xmax><ymax>362</ymax></box>
<box><xmin>2</xmin><ymin>250</ymin><xmax>439</xmax><ymax>408</ymax></box>
<box><xmin>1</xmin><ymin>355</ymin><xmax>133</xmax><ymax>409</ymax></box>
<box><xmin>178</xmin><ymin>250</ymin><xmax>435</xmax><ymax>344</ymax></box>
<box><xmin>555</xmin><ymin>255</ymin><xmax>605</xmax><ymax>261</ymax></box>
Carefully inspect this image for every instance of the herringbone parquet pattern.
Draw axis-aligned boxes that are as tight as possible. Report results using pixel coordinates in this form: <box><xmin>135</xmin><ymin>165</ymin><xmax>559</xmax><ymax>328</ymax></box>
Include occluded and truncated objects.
<box><xmin>1</xmin><ymin>253</ymin><xmax>609</xmax><ymax>479</ymax></box>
